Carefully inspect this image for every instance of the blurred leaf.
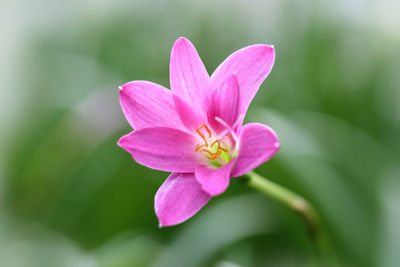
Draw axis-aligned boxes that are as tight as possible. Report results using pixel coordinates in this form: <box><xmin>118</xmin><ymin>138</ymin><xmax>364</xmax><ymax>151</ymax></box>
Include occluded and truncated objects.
<box><xmin>377</xmin><ymin>167</ymin><xmax>400</xmax><ymax>267</ymax></box>
<box><xmin>94</xmin><ymin>233</ymin><xmax>161</xmax><ymax>267</ymax></box>
<box><xmin>154</xmin><ymin>194</ymin><xmax>277</xmax><ymax>267</ymax></box>
<box><xmin>0</xmin><ymin>215</ymin><xmax>95</xmax><ymax>267</ymax></box>
<box><xmin>248</xmin><ymin>108</ymin><xmax>385</xmax><ymax>266</ymax></box>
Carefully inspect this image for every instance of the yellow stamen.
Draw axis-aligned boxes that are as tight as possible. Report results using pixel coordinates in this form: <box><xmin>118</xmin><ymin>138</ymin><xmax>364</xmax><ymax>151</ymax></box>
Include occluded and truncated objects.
<box><xmin>194</xmin><ymin>125</ymin><xmax>232</xmax><ymax>162</ymax></box>
<box><xmin>195</xmin><ymin>124</ymin><xmax>212</xmax><ymax>151</ymax></box>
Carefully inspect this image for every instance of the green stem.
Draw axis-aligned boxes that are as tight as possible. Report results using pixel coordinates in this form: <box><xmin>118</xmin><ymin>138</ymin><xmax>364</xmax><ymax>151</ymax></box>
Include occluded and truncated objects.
<box><xmin>244</xmin><ymin>171</ymin><xmax>340</xmax><ymax>266</ymax></box>
<box><xmin>245</xmin><ymin>171</ymin><xmax>320</xmax><ymax>240</ymax></box>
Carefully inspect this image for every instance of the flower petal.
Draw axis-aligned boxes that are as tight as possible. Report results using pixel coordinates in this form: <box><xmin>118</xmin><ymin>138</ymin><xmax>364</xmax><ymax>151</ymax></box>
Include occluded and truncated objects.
<box><xmin>155</xmin><ymin>172</ymin><xmax>211</xmax><ymax>227</ymax></box>
<box><xmin>118</xmin><ymin>127</ymin><xmax>203</xmax><ymax>172</ymax></box>
<box><xmin>208</xmin><ymin>74</ymin><xmax>240</xmax><ymax>134</ymax></box>
<box><xmin>173</xmin><ymin>95</ymin><xmax>205</xmax><ymax>132</ymax></box>
<box><xmin>211</xmin><ymin>44</ymin><xmax>275</xmax><ymax>116</ymax></box>
<box><xmin>195</xmin><ymin>161</ymin><xmax>234</xmax><ymax>196</ymax></box>
<box><xmin>170</xmin><ymin>37</ymin><xmax>211</xmax><ymax>114</ymax></box>
<box><xmin>231</xmin><ymin>123</ymin><xmax>280</xmax><ymax>177</ymax></box>
<box><xmin>119</xmin><ymin>81</ymin><xmax>183</xmax><ymax>130</ymax></box>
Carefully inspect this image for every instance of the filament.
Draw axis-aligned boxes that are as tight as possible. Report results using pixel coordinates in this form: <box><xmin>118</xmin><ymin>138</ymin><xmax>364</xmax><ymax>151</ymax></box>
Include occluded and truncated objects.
<box><xmin>194</xmin><ymin>124</ymin><xmax>230</xmax><ymax>161</ymax></box>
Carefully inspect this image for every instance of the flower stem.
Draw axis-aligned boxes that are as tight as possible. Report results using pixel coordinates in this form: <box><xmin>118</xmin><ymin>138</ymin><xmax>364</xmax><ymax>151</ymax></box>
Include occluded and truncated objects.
<box><xmin>243</xmin><ymin>172</ymin><xmax>340</xmax><ymax>266</ymax></box>
<box><xmin>244</xmin><ymin>171</ymin><xmax>320</xmax><ymax>240</ymax></box>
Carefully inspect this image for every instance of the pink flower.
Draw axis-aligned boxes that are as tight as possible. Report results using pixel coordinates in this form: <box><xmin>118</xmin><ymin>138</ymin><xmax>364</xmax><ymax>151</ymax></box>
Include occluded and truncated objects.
<box><xmin>118</xmin><ymin>37</ymin><xmax>280</xmax><ymax>227</ymax></box>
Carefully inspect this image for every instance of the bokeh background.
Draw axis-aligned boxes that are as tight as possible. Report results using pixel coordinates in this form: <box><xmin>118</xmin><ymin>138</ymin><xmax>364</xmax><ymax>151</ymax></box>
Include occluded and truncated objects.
<box><xmin>1</xmin><ymin>0</ymin><xmax>399</xmax><ymax>266</ymax></box>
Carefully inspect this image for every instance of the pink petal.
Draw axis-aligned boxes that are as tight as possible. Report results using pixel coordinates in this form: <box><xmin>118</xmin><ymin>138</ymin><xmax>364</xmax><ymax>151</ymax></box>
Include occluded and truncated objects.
<box><xmin>173</xmin><ymin>95</ymin><xmax>205</xmax><ymax>132</ymax></box>
<box><xmin>170</xmin><ymin>37</ymin><xmax>211</xmax><ymax>114</ymax></box>
<box><xmin>211</xmin><ymin>44</ymin><xmax>275</xmax><ymax>117</ymax></box>
<box><xmin>231</xmin><ymin>123</ymin><xmax>280</xmax><ymax>177</ymax></box>
<box><xmin>155</xmin><ymin>172</ymin><xmax>211</xmax><ymax>227</ymax></box>
<box><xmin>118</xmin><ymin>127</ymin><xmax>204</xmax><ymax>172</ymax></box>
<box><xmin>195</xmin><ymin>161</ymin><xmax>234</xmax><ymax>196</ymax></box>
<box><xmin>119</xmin><ymin>81</ymin><xmax>183</xmax><ymax>130</ymax></box>
<box><xmin>208</xmin><ymin>74</ymin><xmax>240</xmax><ymax>134</ymax></box>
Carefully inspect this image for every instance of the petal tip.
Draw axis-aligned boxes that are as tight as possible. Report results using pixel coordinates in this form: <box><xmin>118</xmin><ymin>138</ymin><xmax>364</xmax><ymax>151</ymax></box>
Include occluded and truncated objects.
<box><xmin>274</xmin><ymin>141</ymin><xmax>281</xmax><ymax>150</ymax></box>
<box><xmin>156</xmin><ymin>214</ymin><xmax>167</xmax><ymax>227</ymax></box>
<box><xmin>117</xmin><ymin>134</ymin><xmax>129</xmax><ymax>149</ymax></box>
<box><xmin>117</xmin><ymin>138</ymin><xmax>123</xmax><ymax>147</ymax></box>
<box><xmin>228</xmin><ymin>72</ymin><xmax>239</xmax><ymax>80</ymax></box>
<box><xmin>174</xmin><ymin>36</ymin><xmax>191</xmax><ymax>46</ymax></box>
<box><xmin>156</xmin><ymin>217</ymin><xmax>179</xmax><ymax>228</ymax></box>
<box><xmin>254</xmin><ymin>44</ymin><xmax>275</xmax><ymax>57</ymax></box>
<box><xmin>119</xmin><ymin>86</ymin><xmax>125</xmax><ymax>96</ymax></box>
<box><xmin>119</xmin><ymin>82</ymin><xmax>132</xmax><ymax>96</ymax></box>
<box><xmin>263</xmin><ymin>45</ymin><xmax>275</xmax><ymax>58</ymax></box>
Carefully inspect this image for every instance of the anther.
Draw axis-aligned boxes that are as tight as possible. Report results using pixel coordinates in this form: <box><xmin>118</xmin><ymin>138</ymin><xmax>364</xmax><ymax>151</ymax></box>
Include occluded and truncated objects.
<box><xmin>195</xmin><ymin>124</ymin><xmax>212</xmax><ymax>149</ymax></box>
<box><xmin>195</xmin><ymin>124</ymin><xmax>230</xmax><ymax>161</ymax></box>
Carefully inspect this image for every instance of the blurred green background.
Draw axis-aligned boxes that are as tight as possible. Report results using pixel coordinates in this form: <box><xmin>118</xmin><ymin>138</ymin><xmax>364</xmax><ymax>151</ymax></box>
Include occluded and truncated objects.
<box><xmin>1</xmin><ymin>0</ymin><xmax>399</xmax><ymax>266</ymax></box>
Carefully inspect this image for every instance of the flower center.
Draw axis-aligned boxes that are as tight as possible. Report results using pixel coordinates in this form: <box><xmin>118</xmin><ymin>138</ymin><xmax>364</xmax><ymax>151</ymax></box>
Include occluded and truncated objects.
<box><xmin>194</xmin><ymin>124</ymin><xmax>235</xmax><ymax>167</ymax></box>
